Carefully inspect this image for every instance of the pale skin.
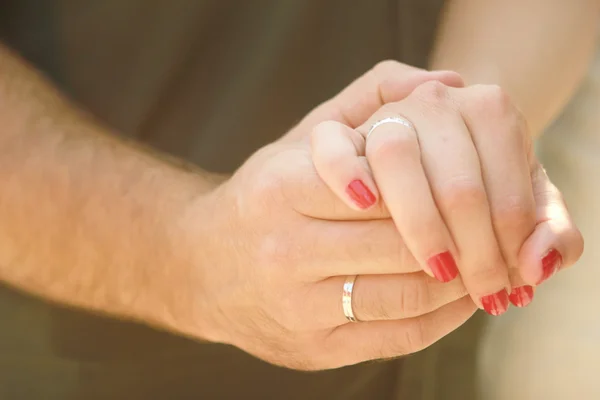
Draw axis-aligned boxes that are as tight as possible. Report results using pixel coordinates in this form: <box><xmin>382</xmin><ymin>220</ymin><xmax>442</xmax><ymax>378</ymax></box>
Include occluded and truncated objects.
<box><xmin>431</xmin><ymin>0</ymin><xmax>600</xmax><ymax>137</ymax></box>
<box><xmin>0</xmin><ymin>0</ymin><xmax>593</xmax><ymax>370</ymax></box>
<box><xmin>310</xmin><ymin>81</ymin><xmax>581</xmax><ymax>315</ymax></box>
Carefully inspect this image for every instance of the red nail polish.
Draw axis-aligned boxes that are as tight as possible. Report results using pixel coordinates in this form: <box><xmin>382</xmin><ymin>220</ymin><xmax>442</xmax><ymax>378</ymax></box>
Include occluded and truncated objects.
<box><xmin>508</xmin><ymin>286</ymin><xmax>534</xmax><ymax>308</ymax></box>
<box><xmin>427</xmin><ymin>251</ymin><xmax>459</xmax><ymax>283</ymax></box>
<box><xmin>481</xmin><ymin>290</ymin><xmax>509</xmax><ymax>316</ymax></box>
<box><xmin>346</xmin><ymin>180</ymin><xmax>376</xmax><ymax>209</ymax></box>
<box><xmin>538</xmin><ymin>249</ymin><xmax>562</xmax><ymax>285</ymax></box>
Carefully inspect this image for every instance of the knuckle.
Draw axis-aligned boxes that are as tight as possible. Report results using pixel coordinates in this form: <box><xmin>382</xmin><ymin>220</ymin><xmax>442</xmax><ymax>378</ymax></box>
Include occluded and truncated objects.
<box><xmin>492</xmin><ymin>198</ymin><xmax>536</xmax><ymax>234</ymax></box>
<box><xmin>411</xmin><ymin>80</ymin><xmax>450</xmax><ymax>106</ymax></box>
<box><xmin>465</xmin><ymin>84</ymin><xmax>513</xmax><ymax>119</ymax></box>
<box><xmin>398</xmin><ymin>279</ymin><xmax>430</xmax><ymax>317</ymax></box>
<box><xmin>373</xmin><ymin>59</ymin><xmax>403</xmax><ymax>75</ymax></box>
<box><xmin>477</xmin><ymin>84</ymin><xmax>511</xmax><ymax>108</ymax></box>
<box><xmin>466</xmin><ymin>259</ymin><xmax>506</xmax><ymax>287</ymax></box>
<box><xmin>252</xmin><ymin>157</ymin><xmax>292</xmax><ymax>205</ymax></box>
<box><xmin>464</xmin><ymin>85</ymin><xmax>533</xmax><ymax>150</ymax></box>
<box><xmin>253</xmin><ymin>171</ymin><xmax>283</xmax><ymax>202</ymax></box>
<box><xmin>367</xmin><ymin>129</ymin><xmax>417</xmax><ymax>163</ymax></box>
<box><xmin>437</xmin><ymin>178</ymin><xmax>487</xmax><ymax>213</ymax></box>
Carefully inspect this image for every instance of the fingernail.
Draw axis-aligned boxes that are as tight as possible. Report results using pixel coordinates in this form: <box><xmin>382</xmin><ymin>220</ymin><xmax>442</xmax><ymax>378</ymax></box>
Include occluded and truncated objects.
<box><xmin>508</xmin><ymin>286</ymin><xmax>534</xmax><ymax>308</ymax></box>
<box><xmin>346</xmin><ymin>180</ymin><xmax>376</xmax><ymax>209</ymax></box>
<box><xmin>427</xmin><ymin>251</ymin><xmax>459</xmax><ymax>283</ymax></box>
<box><xmin>538</xmin><ymin>248</ymin><xmax>562</xmax><ymax>285</ymax></box>
<box><xmin>481</xmin><ymin>290</ymin><xmax>509</xmax><ymax>316</ymax></box>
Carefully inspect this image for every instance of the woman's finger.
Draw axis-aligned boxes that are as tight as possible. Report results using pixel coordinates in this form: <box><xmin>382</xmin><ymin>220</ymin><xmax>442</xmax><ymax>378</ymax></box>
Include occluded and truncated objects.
<box><xmin>310</xmin><ymin>120</ymin><xmax>378</xmax><ymax>211</ymax></box>
<box><xmin>320</xmin><ymin>296</ymin><xmax>476</xmax><ymax>367</ymax></box>
<box><xmin>455</xmin><ymin>85</ymin><xmax>537</xmax><ymax>307</ymax></box>
<box><xmin>517</xmin><ymin>160</ymin><xmax>584</xmax><ymax>286</ymax></box>
<box><xmin>297</xmin><ymin>219</ymin><xmax>422</xmax><ymax>278</ymax></box>
<box><xmin>357</xmin><ymin>108</ymin><xmax>461</xmax><ymax>284</ymax></box>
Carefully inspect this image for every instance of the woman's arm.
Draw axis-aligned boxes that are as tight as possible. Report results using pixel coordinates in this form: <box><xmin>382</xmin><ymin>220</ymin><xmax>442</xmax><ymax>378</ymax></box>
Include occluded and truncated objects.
<box><xmin>431</xmin><ymin>0</ymin><xmax>600</xmax><ymax>137</ymax></box>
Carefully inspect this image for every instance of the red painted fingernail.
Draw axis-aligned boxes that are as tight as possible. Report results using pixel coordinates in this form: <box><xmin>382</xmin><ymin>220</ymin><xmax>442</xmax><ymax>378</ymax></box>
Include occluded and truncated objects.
<box><xmin>538</xmin><ymin>249</ymin><xmax>562</xmax><ymax>285</ymax></box>
<box><xmin>481</xmin><ymin>290</ymin><xmax>509</xmax><ymax>316</ymax></box>
<box><xmin>346</xmin><ymin>180</ymin><xmax>376</xmax><ymax>209</ymax></box>
<box><xmin>427</xmin><ymin>251</ymin><xmax>459</xmax><ymax>283</ymax></box>
<box><xmin>508</xmin><ymin>286</ymin><xmax>534</xmax><ymax>308</ymax></box>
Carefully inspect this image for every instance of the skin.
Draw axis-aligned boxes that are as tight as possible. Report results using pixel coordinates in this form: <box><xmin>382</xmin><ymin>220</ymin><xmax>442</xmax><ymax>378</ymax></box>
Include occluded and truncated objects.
<box><xmin>311</xmin><ymin>82</ymin><xmax>583</xmax><ymax>314</ymax></box>
<box><xmin>0</xmin><ymin>48</ymin><xmax>486</xmax><ymax>369</ymax></box>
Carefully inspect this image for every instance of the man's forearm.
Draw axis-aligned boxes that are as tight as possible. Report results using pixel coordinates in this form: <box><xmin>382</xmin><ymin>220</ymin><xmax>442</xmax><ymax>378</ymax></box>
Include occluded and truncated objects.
<box><xmin>431</xmin><ymin>0</ymin><xmax>600</xmax><ymax>137</ymax></box>
<box><xmin>0</xmin><ymin>45</ymin><xmax>219</xmax><ymax>337</ymax></box>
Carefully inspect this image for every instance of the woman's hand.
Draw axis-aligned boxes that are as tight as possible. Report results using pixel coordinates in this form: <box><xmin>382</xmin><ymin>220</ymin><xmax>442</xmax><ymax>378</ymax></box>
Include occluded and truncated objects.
<box><xmin>310</xmin><ymin>81</ymin><xmax>583</xmax><ymax>315</ymax></box>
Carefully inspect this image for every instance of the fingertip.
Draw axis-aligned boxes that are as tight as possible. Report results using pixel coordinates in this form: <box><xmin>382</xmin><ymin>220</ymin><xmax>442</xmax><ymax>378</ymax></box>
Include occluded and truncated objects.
<box><xmin>518</xmin><ymin>220</ymin><xmax>584</xmax><ymax>286</ymax></box>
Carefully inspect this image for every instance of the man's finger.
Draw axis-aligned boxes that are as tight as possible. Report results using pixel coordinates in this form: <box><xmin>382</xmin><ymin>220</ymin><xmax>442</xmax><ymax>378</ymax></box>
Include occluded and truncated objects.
<box><xmin>311</xmin><ymin>273</ymin><xmax>467</xmax><ymax>327</ymax></box>
<box><xmin>294</xmin><ymin>219</ymin><xmax>421</xmax><ymax>278</ymax></box>
<box><xmin>319</xmin><ymin>296</ymin><xmax>476</xmax><ymax>368</ymax></box>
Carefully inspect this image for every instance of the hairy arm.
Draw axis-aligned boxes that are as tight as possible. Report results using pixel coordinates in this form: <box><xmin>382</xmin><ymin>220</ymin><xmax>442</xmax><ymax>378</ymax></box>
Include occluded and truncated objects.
<box><xmin>431</xmin><ymin>0</ymin><xmax>600</xmax><ymax>137</ymax></box>
<box><xmin>0</xmin><ymin>44</ymin><xmax>222</xmax><ymax>339</ymax></box>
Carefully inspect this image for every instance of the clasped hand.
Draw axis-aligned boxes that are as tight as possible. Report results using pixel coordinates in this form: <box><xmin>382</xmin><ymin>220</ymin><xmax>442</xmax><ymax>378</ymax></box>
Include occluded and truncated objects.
<box><xmin>187</xmin><ymin>62</ymin><xmax>582</xmax><ymax>370</ymax></box>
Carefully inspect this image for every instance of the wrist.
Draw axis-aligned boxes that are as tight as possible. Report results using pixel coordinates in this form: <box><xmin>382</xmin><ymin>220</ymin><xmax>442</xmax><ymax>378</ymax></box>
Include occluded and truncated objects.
<box><xmin>131</xmin><ymin>170</ymin><xmax>229</xmax><ymax>343</ymax></box>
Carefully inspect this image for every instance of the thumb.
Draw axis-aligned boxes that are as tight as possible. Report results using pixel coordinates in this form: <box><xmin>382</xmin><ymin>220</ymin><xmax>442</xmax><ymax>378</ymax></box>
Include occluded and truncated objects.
<box><xmin>518</xmin><ymin>160</ymin><xmax>584</xmax><ymax>286</ymax></box>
